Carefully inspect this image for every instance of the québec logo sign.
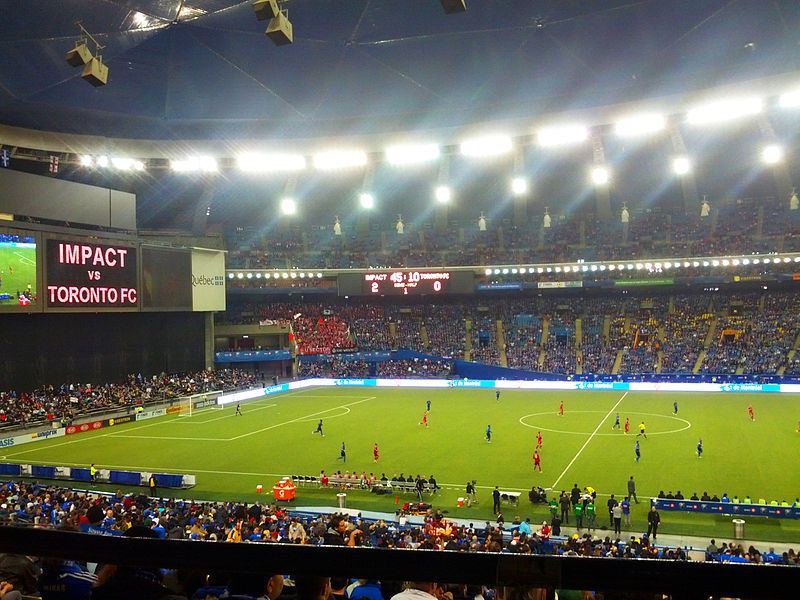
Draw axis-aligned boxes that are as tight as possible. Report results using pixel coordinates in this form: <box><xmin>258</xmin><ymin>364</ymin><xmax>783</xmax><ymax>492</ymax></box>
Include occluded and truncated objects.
<box><xmin>191</xmin><ymin>274</ymin><xmax>225</xmax><ymax>287</ymax></box>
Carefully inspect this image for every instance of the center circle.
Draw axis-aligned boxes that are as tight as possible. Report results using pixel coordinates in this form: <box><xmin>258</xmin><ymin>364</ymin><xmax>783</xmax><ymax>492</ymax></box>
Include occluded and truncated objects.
<box><xmin>518</xmin><ymin>410</ymin><xmax>691</xmax><ymax>436</ymax></box>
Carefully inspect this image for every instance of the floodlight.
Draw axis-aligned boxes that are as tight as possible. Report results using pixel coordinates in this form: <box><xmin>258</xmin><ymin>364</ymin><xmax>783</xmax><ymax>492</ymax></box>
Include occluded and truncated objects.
<box><xmin>385</xmin><ymin>143</ymin><xmax>440</xmax><ymax>165</ymax></box>
<box><xmin>359</xmin><ymin>193</ymin><xmax>375</xmax><ymax>209</ymax></box>
<box><xmin>614</xmin><ymin>113</ymin><xmax>665</xmax><ymax>137</ymax></box>
<box><xmin>96</xmin><ymin>155</ymin><xmax>109</xmax><ymax>168</ymax></box>
<box><xmin>590</xmin><ymin>166</ymin><xmax>610</xmax><ymax>186</ymax></box>
<box><xmin>672</xmin><ymin>156</ymin><xmax>691</xmax><ymax>175</ymax></box>
<box><xmin>237</xmin><ymin>152</ymin><xmax>306</xmax><ymax>172</ymax></box>
<box><xmin>435</xmin><ymin>186</ymin><xmax>452</xmax><ymax>203</ymax></box>
<box><xmin>82</xmin><ymin>57</ymin><xmax>108</xmax><ymax>86</ymax></box>
<box><xmin>236</xmin><ymin>272</ymin><xmax>244</xmax><ymax>279</ymax></box>
<box><xmin>484</xmin><ymin>268</ymin><xmax>492</xmax><ymax>276</ymax></box>
<box><xmin>111</xmin><ymin>157</ymin><xmax>144</xmax><ymax>171</ymax></box>
<box><xmin>280</xmin><ymin>197</ymin><xmax>297</xmax><ymax>215</ymax></box>
<box><xmin>171</xmin><ymin>156</ymin><xmax>217</xmax><ymax>172</ymax></box>
<box><xmin>313</xmin><ymin>150</ymin><xmax>368</xmax><ymax>171</ymax></box>
<box><xmin>228</xmin><ymin>272</ymin><xmax>234</xmax><ymax>279</ymax></box>
<box><xmin>686</xmin><ymin>97</ymin><xmax>762</xmax><ymax>125</ymax></box>
<box><xmin>511</xmin><ymin>177</ymin><xmax>528</xmax><ymax>196</ymax></box>
<box><xmin>460</xmin><ymin>135</ymin><xmax>512</xmax><ymax>157</ymax></box>
<box><xmin>778</xmin><ymin>90</ymin><xmax>800</xmax><ymax>108</ymax></box>
<box><xmin>537</xmin><ymin>125</ymin><xmax>588</xmax><ymax>147</ymax></box>
<box><xmin>80</xmin><ymin>155</ymin><xmax>93</xmax><ymax>167</ymax></box>
<box><xmin>761</xmin><ymin>145</ymin><xmax>784</xmax><ymax>165</ymax></box>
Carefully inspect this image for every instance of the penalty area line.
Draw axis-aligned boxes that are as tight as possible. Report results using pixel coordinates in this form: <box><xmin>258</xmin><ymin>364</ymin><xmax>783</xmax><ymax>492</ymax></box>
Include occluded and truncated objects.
<box><xmin>550</xmin><ymin>391</ymin><xmax>628</xmax><ymax>490</ymax></box>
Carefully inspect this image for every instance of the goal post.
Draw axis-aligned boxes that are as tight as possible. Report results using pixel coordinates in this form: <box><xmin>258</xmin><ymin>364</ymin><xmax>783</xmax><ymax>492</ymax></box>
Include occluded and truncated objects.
<box><xmin>175</xmin><ymin>391</ymin><xmax>224</xmax><ymax>417</ymax></box>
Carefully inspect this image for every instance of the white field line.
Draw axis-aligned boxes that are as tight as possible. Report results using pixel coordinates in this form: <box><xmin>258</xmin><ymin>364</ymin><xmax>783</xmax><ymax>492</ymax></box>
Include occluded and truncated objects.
<box><xmin>3</xmin><ymin>390</ymin><xmax>366</xmax><ymax>456</ymax></box>
<box><xmin>171</xmin><ymin>403</ymin><xmax>277</xmax><ymax>425</ymax></box>
<box><xmin>13</xmin><ymin>251</ymin><xmax>35</xmax><ymax>265</ymax></box>
<box><xmin>227</xmin><ymin>397</ymin><xmax>376</xmax><ymax>441</ymax></box>
<box><xmin>550</xmin><ymin>391</ymin><xmax>629</xmax><ymax>490</ymax></box>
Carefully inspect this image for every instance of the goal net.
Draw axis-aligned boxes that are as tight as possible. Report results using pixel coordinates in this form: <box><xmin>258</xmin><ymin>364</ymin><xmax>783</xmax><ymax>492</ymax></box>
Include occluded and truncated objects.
<box><xmin>176</xmin><ymin>391</ymin><xmax>224</xmax><ymax>417</ymax></box>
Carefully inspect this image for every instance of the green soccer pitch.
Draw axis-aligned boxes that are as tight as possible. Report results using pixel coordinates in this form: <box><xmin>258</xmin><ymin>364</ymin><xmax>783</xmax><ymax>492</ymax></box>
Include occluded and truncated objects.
<box><xmin>5</xmin><ymin>386</ymin><xmax>800</xmax><ymax>543</ymax></box>
<box><xmin>0</xmin><ymin>244</ymin><xmax>36</xmax><ymax>304</ymax></box>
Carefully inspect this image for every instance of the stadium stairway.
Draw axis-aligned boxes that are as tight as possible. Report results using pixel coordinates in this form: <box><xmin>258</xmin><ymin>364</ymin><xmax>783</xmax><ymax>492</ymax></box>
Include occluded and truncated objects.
<box><xmin>612</xmin><ymin>349</ymin><xmax>624</xmax><ymax>374</ymax></box>
<box><xmin>538</xmin><ymin>317</ymin><xmax>550</xmax><ymax>368</ymax></box>
<box><xmin>575</xmin><ymin>318</ymin><xmax>583</xmax><ymax>375</ymax></box>
<box><xmin>496</xmin><ymin>320</ymin><xmax>508</xmax><ymax>368</ymax></box>
<box><xmin>703</xmin><ymin>317</ymin><xmax>719</xmax><ymax>349</ymax></box>
<box><xmin>389</xmin><ymin>322</ymin><xmax>398</xmax><ymax>350</ymax></box>
<box><xmin>464</xmin><ymin>319</ymin><xmax>473</xmax><ymax>362</ymax></box>
<box><xmin>420</xmin><ymin>325</ymin><xmax>430</xmax><ymax>350</ymax></box>
<box><xmin>693</xmin><ymin>350</ymin><xmax>708</xmax><ymax>374</ymax></box>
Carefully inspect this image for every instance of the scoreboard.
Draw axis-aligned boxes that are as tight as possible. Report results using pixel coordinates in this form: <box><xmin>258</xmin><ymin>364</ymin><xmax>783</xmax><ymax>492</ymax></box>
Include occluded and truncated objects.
<box><xmin>338</xmin><ymin>270</ymin><xmax>474</xmax><ymax>296</ymax></box>
<box><xmin>45</xmin><ymin>239</ymin><xmax>139</xmax><ymax>309</ymax></box>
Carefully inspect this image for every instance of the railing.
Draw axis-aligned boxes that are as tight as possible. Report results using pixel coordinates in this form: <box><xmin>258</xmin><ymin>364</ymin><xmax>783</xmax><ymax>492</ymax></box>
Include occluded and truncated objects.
<box><xmin>0</xmin><ymin>527</ymin><xmax>795</xmax><ymax>599</ymax></box>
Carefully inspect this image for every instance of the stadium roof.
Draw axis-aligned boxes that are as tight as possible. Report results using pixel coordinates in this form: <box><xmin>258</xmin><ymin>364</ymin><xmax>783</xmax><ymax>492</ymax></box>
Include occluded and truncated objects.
<box><xmin>1</xmin><ymin>0</ymin><xmax>800</xmax><ymax>141</ymax></box>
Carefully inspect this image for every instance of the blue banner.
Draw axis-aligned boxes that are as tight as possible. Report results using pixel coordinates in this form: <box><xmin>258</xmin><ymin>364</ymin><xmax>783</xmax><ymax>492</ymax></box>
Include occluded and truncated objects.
<box><xmin>655</xmin><ymin>499</ymin><xmax>800</xmax><ymax>519</ymax></box>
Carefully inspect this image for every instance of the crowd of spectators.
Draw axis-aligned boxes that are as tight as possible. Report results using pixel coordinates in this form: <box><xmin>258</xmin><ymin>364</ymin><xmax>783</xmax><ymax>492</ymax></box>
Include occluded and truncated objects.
<box><xmin>298</xmin><ymin>359</ymin><xmax>450</xmax><ymax>379</ymax></box>
<box><xmin>0</xmin><ymin>479</ymin><xmax>797</xmax><ymax>599</ymax></box>
<box><xmin>0</xmin><ymin>369</ymin><xmax>256</xmax><ymax>430</ymax></box>
<box><xmin>226</xmin><ymin>197</ymin><xmax>800</xmax><ymax>271</ymax></box>
<box><xmin>228</xmin><ymin>290</ymin><xmax>799</xmax><ymax>377</ymax></box>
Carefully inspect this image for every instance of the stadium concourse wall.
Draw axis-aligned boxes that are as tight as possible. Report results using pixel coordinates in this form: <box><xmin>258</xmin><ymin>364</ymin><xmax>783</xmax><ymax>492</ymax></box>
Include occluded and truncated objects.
<box><xmin>217</xmin><ymin>377</ymin><xmax>800</xmax><ymax>405</ymax></box>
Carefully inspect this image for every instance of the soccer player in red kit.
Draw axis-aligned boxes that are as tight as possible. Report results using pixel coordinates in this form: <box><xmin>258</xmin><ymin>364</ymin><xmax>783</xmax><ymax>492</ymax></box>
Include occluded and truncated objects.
<box><xmin>748</xmin><ymin>405</ymin><xmax>755</xmax><ymax>421</ymax></box>
<box><xmin>624</xmin><ymin>417</ymin><xmax>630</xmax><ymax>435</ymax></box>
<box><xmin>533</xmin><ymin>449</ymin><xmax>542</xmax><ymax>472</ymax></box>
<box><xmin>558</xmin><ymin>401</ymin><xmax>564</xmax><ymax>416</ymax></box>
<box><xmin>420</xmin><ymin>410</ymin><xmax>429</xmax><ymax>427</ymax></box>
<box><xmin>536</xmin><ymin>431</ymin><xmax>543</xmax><ymax>449</ymax></box>
<box><xmin>373</xmin><ymin>443</ymin><xmax>379</xmax><ymax>463</ymax></box>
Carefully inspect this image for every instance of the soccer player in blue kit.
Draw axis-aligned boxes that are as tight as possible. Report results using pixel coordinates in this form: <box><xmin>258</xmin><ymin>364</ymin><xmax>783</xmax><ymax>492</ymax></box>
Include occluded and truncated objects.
<box><xmin>697</xmin><ymin>438</ymin><xmax>703</xmax><ymax>458</ymax></box>
<box><xmin>635</xmin><ymin>440</ymin><xmax>641</xmax><ymax>463</ymax></box>
<box><xmin>486</xmin><ymin>425</ymin><xmax>492</xmax><ymax>443</ymax></box>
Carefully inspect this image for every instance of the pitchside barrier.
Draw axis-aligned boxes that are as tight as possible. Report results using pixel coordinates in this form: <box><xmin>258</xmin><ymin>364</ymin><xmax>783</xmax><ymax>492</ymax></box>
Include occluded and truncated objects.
<box><xmin>0</xmin><ymin>463</ymin><xmax>195</xmax><ymax>489</ymax></box>
<box><xmin>654</xmin><ymin>498</ymin><xmax>800</xmax><ymax>519</ymax></box>
<box><xmin>216</xmin><ymin>377</ymin><xmax>800</xmax><ymax>406</ymax></box>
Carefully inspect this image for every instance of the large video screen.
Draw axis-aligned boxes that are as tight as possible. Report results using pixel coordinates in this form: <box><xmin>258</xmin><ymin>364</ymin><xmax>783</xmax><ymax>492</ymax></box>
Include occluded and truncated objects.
<box><xmin>141</xmin><ymin>246</ymin><xmax>192</xmax><ymax>310</ymax></box>
<box><xmin>45</xmin><ymin>238</ymin><xmax>138</xmax><ymax>309</ymax></box>
<box><xmin>0</xmin><ymin>230</ymin><xmax>38</xmax><ymax>310</ymax></box>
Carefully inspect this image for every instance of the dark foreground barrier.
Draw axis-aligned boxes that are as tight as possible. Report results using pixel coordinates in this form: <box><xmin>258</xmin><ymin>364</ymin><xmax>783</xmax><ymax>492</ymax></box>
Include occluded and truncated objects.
<box><xmin>0</xmin><ymin>527</ymin><xmax>797</xmax><ymax>599</ymax></box>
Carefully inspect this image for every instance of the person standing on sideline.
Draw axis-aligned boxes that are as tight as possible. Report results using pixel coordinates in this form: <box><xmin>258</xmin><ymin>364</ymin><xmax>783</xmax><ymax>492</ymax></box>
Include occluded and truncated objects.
<box><xmin>635</xmin><ymin>440</ymin><xmax>641</xmax><ymax>462</ymax></box>
<box><xmin>621</xmin><ymin>496</ymin><xmax>631</xmax><ymax>527</ymax></box>
<box><xmin>559</xmin><ymin>492</ymin><xmax>571</xmax><ymax>524</ymax></box>
<box><xmin>90</xmin><ymin>463</ymin><xmax>97</xmax><ymax>482</ymax></box>
<box><xmin>607</xmin><ymin>495</ymin><xmax>618</xmax><ymax>527</ymax></box>
<box><xmin>628</xmin><ymin>476</ymin><xmax>638</xmax><ymax>504</ymax></box>
<box><xmin>612</xmin><ymin>502</ymin><xmax>623</xmax><ymax>536</ymax></box>
<box><xmin>466</xmin><ymin>480</ymin><xmax>476</xmax><ymax>506</ymax></box>
<box><xmin>647</xmin><ymin>506</ymin><xmax>661</xmax><ymax>540</ymax></box>
<box><xmin>486</xmin><ymin>424</ymin><xmax>492</xmax><ymax>443</ymax></box>
<box><xmin>148</xmin><ymin>473</ymin><xmax>158</xmax><ymax>497</ymax></box>
<box><xmin>492</xmin><ymin>487</ymin><xmax>501</xmax><ymax>514</ymax></box>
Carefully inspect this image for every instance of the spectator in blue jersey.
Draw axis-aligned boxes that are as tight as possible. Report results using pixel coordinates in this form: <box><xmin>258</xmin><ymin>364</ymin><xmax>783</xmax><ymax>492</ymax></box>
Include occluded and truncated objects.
<box><xmin>348</xmin><ymin>580</ymin><xmax>384</xmax><ymax>600</ymax></box>
<box><xmin>39</xmin><ymin>557</ymin><xmax>96</xmax><ymax>600</ymax></box>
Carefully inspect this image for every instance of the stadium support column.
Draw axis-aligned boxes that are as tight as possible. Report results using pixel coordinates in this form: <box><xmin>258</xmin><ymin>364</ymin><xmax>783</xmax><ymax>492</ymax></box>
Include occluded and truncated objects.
<box><xmin>758</xmin><ymin>116</ymin><xmax>795</xmax><ymax>202</ymax></box>
<box><xmin>204</xmin><ymin>313</ymin><xmax>214</xmax><ymax>370</ymax></box>
<box><xmin>591</xmin><ymin>133</ymin><xmax>611</xmax><ymax>220</ymax></box>
<box><xmin>668</xmin><ymin>122</ymin><xmax>699</xmax><ymax>214</ymax></box>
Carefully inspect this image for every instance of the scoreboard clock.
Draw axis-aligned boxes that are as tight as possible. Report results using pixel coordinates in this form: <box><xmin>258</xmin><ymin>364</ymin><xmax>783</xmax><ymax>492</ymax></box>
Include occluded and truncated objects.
<box><xmin>360</xmin><ymin>270</ymin><xmax>473</xmax><ymax>295</ymax></box>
